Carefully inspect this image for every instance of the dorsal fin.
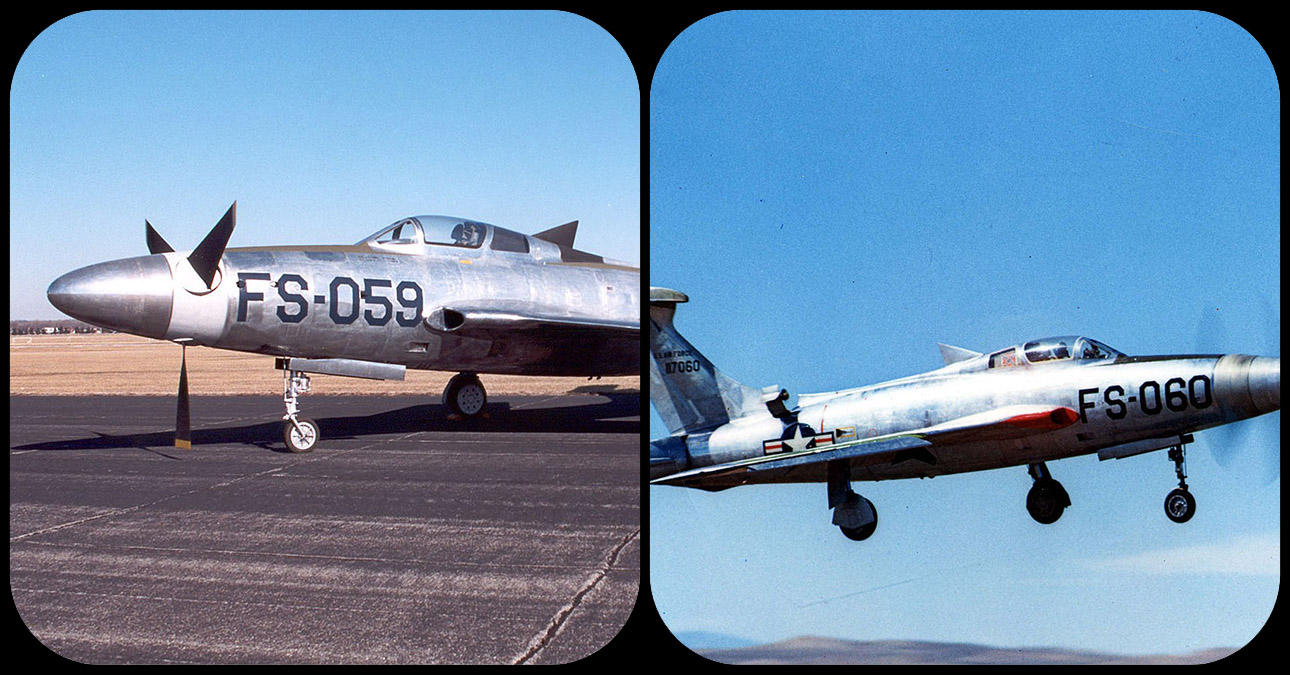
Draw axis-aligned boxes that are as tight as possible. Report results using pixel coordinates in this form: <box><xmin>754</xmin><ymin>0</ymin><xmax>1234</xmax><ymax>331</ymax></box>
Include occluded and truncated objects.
<box><xmin>533</xmin><ymin>220</ymin><xmax>578</xmax><ymax>248</ymax></box>
<box><xmin>938</xmin><ymin>343</ymin><xmax>983</xmax><ymax>365</ymax></box>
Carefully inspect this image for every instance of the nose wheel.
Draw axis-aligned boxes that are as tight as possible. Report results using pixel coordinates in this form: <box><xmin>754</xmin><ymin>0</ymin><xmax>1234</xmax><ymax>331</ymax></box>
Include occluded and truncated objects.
<box><xmin>284</xmin><ymin>417</ymin><xmax>319</xmax><ymax>453</ymax></box>
<box><xmin>282</xmin><ymin>368</ymin><xmax>318</xmax><ymax>453</ymax></box>
<box><xmin>1164</xmin><ymin>443</ymin><xmax>1196</xmax><ymax>523</ymax></box>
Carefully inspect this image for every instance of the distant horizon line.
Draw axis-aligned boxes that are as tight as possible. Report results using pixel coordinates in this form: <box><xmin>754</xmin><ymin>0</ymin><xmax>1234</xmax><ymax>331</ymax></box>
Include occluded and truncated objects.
<box><xmin>685</xmin><ymin>633</ymin><xmax>1241</xmax><ymax>665</ymax></box>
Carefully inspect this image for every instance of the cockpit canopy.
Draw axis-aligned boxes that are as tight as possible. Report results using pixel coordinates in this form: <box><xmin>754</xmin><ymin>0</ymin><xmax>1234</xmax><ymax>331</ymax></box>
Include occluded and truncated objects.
<box><xmin>989</xmin><ymin>336</ymin><xmax>1124</xmax><ymax>369</ymax></box>
<box><xmin>359</xmin><ymin>216</ymin><xmax>532</xmax><ymax>254</ymax></box>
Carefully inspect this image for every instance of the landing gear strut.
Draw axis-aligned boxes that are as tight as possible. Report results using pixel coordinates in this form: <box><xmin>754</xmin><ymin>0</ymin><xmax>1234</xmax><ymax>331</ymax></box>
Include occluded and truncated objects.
<box><xmin>1164</xmin><ymin>439</ymin><xmax>1197</xmax><ymax>523</ymax></box>
<box><xmin>1026</xmin><ymin>462</ymin><xmax>1070</xmax><ymax>524</ymax></box>
<box><xmin>828</xmin><ymin>460</ymin><xmax>878</xmax><ymax>541</ymax></box>
<box><xmin>282</xmin><ymin>368</ymin><xmax>319</xmax><ymax>453</ymax></box>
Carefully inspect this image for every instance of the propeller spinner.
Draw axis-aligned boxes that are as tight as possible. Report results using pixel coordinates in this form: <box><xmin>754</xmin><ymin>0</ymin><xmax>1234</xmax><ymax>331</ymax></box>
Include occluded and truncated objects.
<box><xmin>47</xmin><ymin>202</ymin><xmax>238</xmax><ymax>449</ymax></box>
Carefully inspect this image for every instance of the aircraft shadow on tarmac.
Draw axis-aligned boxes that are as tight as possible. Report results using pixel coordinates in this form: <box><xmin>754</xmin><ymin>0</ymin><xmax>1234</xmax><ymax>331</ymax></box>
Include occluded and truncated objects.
<box><xmin>14</xmin><ymin>393</ymin><xmax>640</xmax><ymax>454</ymax></box>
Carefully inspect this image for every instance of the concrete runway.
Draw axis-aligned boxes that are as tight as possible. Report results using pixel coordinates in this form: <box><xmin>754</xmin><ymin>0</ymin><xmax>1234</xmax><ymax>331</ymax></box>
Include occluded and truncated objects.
<box><xmin>11</xmin><ymin>394</ymin><xmax>640</xmax><ymax>664</ymax></box>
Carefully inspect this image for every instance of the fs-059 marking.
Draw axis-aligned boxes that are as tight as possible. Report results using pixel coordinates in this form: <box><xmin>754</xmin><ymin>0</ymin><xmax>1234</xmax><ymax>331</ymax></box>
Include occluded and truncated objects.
<box><xmin>237</xmin><ymin>272</ymin><xmax>424</xmax><ymax>327</ymax></box>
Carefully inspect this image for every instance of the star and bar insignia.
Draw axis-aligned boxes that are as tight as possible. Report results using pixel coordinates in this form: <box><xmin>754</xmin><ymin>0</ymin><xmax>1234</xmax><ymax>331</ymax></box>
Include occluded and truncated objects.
<box><xmin>763</xmin><ymin>423</ymin><xmax>835</xmax><ymax>455</ymax></box>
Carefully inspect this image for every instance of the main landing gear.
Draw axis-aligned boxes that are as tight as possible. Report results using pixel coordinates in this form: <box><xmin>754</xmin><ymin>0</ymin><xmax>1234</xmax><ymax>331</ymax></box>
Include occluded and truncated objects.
<box><xmin>443</xmin><ymin>372</ymin><xmax>487</xmax><ymax>418</ymax></box>
<box><xmin>828</xmin><ymin>460</ymin><xmax>878</xmax><ymax>541</ymax></box>
<box><xmin>1164</xmin><ymin>439</ymin><xmax>1197</xmax><ymax>523</ymax></box>
<box><xmin>1026</xmin><ymin>462</ymin><xmax>1071</xmax><ymax>524</ymax></box>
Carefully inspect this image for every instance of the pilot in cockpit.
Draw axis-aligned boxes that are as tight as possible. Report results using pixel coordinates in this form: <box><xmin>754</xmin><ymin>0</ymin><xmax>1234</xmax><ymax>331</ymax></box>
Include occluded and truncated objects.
<box><xmin>451</xmin><ymin>222</ymin><xmax>483</xmax><ymax>247</ymax></box>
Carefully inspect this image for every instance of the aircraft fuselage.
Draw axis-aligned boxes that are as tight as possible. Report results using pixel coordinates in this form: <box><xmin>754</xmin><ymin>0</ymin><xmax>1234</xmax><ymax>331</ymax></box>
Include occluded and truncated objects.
<box><xmin>49</xmin><ymin>245</ymin><xmax>639</xmax><ymax>376</ymax></box>
<box><xmin>658</xmin><ymin>354</ymin><xmax>1278</xmax><ymax>484</ymax></box>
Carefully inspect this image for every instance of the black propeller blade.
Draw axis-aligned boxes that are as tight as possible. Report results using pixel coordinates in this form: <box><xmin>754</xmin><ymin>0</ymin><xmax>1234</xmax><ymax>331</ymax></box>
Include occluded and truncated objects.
<box><xmin>145</xmin><ymin>220</ymin><xmax>175</xmax><ymax>254</ymax></box>
<box><xmin>175</xmin><ymin>344</ymin><xmax>191</xmax><ymax>449</ymax></box>
<box><xmin>144</xmin><ymin>201</ymin><xmax>237</xmax><ymax>290</ymax></box>
<box><xmin>188</xmin><ymin>201</ymin><xmax>237</xmax><ymax>288</ymax></box>
<box><xmin>141</xmin><ymin>202</ymin><xmax>240</xmax><ymax>450</ymax></box>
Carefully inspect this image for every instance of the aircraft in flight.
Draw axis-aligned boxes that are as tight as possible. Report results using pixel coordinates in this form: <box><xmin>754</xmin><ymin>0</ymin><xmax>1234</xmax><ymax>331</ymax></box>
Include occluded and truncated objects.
<box><xmin>47</xmin><ymin>202</ymin><xmax>639</xmax><ymax>452</ymax></box>
<box><xmin>649</xmin><ymin>287</ymin><xmax>1278</xmax><ymax>541</ymax></box>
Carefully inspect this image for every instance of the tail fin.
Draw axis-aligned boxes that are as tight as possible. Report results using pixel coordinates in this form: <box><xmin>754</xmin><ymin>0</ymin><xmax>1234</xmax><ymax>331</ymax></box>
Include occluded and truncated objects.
<box><xmin>649</xmin><ymin>287</ymin><xmax>763</xmax><ymax>435</ymax></box>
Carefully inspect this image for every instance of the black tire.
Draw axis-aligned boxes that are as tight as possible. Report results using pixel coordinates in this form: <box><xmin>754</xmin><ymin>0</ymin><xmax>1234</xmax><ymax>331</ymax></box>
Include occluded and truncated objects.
<box><xmin>839</xmin><ymin>497</ymin><xmax>878</xmax><ymax>541</ymax></box>
<box><xmin>1164</xmin><ymin>488</ymin><xmax>1196</xmax><ymax>523</ymax></box>
<box><xmin>283</xmin><ymin>418</ymin><xmax>319</xmax><ymax>453</ymax></box>
<box><xmin>443</xmin><ymin>374</ymin><xmax>487</xmax><ymax>417</ymax></box>
<box><xmin>1026</xmin><ymin>480</ymin><xmax>1066</xmax><ymax>524</ymax></box>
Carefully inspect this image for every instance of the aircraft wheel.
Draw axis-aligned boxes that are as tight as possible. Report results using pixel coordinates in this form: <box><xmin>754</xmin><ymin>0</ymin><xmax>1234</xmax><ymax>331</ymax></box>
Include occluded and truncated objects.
<box><xmin>283</xmin><ymin>418</ymin><xmax>319</xmax><ymax>453</ymax></box>
<box><xmin>1164</xmin><ymin>488</ymin><xmax>1196</xmax><ymax>523</ymax></box>
<box><xmin>1026</xmin><ymin>479</ymin><xmax>1068</xmax><ymax>524</ymax></box>
<box><xmin>444</xmin><ymin>373</ymin><xmax>487</xmax><ymax>417</ymax></box>
<box><xmin>839</xmin><ymin>498</ymin><xmax>878</xmax><ymax>541</ymax></box>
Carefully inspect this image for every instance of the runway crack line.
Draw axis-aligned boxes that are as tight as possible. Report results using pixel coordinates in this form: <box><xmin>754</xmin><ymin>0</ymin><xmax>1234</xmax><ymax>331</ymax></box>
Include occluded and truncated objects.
<box><xmin>11</xmin><ymin>432</ymin><xmax>420</xmax><ymax>544</ymax></box>
<box><xmin>512</xmin><ymin>526</ymin><xmax>640</xmax><ymax>665</ymax></box>
<box><xmin>9</xmin><ymin>465</ymin><xmax>289</xmax><ymax>543</ymax></box>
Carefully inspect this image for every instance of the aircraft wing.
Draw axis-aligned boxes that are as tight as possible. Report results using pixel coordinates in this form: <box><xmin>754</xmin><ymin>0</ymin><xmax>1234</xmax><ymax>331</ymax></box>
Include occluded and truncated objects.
<box><xmin>650</xmin><ymin>434</ymin><xmax>934</xmax><ymax>490</ymax></box>
<box><xmin>650</xmin><ymin>404</ymin><xmax>1078</xmax><ymax>490</ymax></box>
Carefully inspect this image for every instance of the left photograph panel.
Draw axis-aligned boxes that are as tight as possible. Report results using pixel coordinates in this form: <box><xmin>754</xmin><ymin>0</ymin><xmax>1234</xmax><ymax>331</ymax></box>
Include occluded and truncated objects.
<box><xmin>11</xmin><ymin>9</ymin><xmax>640</xmax><ymax>664</ymax></box>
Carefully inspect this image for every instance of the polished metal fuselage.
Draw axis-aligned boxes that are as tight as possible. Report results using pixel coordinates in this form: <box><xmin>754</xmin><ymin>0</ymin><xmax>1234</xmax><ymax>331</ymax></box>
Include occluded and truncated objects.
<box><xmin>655</xmin><ymin>354</ymin><xmax>1278</xmax><ymax>483</ymax></box>
<box><xmin>48</xmin><ymin>236</ymin><xmax>639</xmax><ymax>377</ymax></box>
<box><xmin>190</xmin><ymin>247</ymin><xmax>637</xmax><ymax>375</ymax></box>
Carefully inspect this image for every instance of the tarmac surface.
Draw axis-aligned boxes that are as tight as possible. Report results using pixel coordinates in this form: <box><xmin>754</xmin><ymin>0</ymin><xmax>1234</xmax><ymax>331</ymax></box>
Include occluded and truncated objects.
<box><xmin>10</xmin><ymin>394</ymin><xmax>640</xmax><ymax>664</ymax></box>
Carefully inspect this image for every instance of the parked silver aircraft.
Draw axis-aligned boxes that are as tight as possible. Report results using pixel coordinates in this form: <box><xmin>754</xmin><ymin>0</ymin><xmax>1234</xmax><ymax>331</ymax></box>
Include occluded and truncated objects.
<box><xmin>649</xmin><ymin>287</ymin><xmax>1278</xmax><ymax>541</ymax></box>
<box><xmin>47</xmin><ymin>202</ymin><xmax>639</xmax><ymax>451</ymax></box>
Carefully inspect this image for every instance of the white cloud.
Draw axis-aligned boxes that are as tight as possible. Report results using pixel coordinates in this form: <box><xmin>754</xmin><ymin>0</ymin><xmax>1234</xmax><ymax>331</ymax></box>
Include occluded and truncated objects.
<box><xmin>1088</xmin><ymin>533</ymin><xmax>1280</xmax><ymax>577</ymax></box>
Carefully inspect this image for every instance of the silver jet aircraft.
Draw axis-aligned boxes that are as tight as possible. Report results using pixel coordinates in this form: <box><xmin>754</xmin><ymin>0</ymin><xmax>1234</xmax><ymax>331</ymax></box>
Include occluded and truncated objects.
<box><xmin>47</xmin><ymin>203</ymin><xmax>639</xmax><ymax>452</ymax></box>
<box><xmin>649</xmin><ymin>287</ymin><xmax>1278</xmax><ymax>541</ymax></box>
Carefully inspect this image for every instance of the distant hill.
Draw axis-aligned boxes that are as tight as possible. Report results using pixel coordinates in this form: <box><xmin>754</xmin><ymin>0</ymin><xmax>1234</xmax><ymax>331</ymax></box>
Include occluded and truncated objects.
<box><xmin>673</xmin><ymin>631</ymin><xmax>760</xmax><ymax>651</ymax></box>
<box><xmin>697</xmin><ymin>636</ymin><xmax>1235</xmax><ymax>665</ymax></box>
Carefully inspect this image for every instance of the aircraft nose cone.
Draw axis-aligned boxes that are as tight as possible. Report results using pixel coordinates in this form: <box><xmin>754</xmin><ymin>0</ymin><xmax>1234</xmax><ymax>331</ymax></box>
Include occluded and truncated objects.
<box><xmin>47</xmin><ymin>255</ymin><xmax>174</xmax><ymax>339</ymax></box>
<box><xmin>1248</xmin><ymin>356</ymin><xmax>1279</xmax><ymax>414</ymax></box>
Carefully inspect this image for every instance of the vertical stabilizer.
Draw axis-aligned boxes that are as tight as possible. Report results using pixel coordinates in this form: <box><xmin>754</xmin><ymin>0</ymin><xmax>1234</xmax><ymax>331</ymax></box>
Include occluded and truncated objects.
<box><xmin>649</xmin><ymin>287</ymin><xmax>762</xmax><ymax>435</ymax></box>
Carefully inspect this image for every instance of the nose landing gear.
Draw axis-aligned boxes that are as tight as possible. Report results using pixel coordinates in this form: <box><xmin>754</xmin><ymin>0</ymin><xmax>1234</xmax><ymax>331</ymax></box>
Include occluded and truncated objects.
<box><xmin>282</xmin><ymin>368</ymin><xmax>318</xmax><ymax>453</ymax></box>
<box><xmin>1164</xmin><ymin>438</ymin><xmax>1197</xmax><ymax>523</ymax></box>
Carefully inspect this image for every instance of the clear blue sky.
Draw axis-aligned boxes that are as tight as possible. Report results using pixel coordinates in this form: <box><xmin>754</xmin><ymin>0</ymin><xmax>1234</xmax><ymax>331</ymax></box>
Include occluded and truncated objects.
<box><xmin>650</xmin><ymin>11</ymin><xmax>1278</xmax><ymax>656</ymax></box>
<box><xmin>10</xmin><ymin>10</ymin><xmax>639</xmax><ymax>319</ymax></box>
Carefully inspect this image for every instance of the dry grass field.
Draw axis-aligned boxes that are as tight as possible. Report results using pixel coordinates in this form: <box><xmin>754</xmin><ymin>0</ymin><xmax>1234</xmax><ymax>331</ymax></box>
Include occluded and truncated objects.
<box><xmin>10</xmin><ymin>333</ymin><xmax>639</xmax><ymax>396</ymax></box>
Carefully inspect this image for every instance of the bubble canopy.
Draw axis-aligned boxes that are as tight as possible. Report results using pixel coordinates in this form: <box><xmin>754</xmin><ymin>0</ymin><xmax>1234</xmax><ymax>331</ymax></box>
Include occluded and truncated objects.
<box><xmin>1021</xmin><ymin>336</ymin><xmax>1124</xmax><ymax>364</ymax></box>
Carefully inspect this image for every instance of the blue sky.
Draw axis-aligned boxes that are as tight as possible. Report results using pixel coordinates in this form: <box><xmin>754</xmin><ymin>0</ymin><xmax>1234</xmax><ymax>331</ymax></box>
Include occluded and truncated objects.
<box><xmin>10</xmin><ymin>10</ymin><xmax>639</xmax><ymax>319</ymax></box>
<box><xmin>650</xmin><ymin>11</ymin><xmax>1278</xmax><ymax>657</ymax></box>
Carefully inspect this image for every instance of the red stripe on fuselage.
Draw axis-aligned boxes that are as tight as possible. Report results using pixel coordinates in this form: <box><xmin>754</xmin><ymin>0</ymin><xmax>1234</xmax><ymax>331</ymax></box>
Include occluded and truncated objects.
<box><xmin>1004</xmin><ymin>407</ymin><xmax>1079</xmax><ymax>430</ymax></box>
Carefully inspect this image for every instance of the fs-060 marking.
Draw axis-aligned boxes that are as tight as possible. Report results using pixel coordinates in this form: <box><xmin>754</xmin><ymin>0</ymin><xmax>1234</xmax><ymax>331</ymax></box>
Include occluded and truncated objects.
<box><xmin>1078</xmin><ymin>376</ymin><xmax>1213</xmax><ymax>422</ymax></box>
